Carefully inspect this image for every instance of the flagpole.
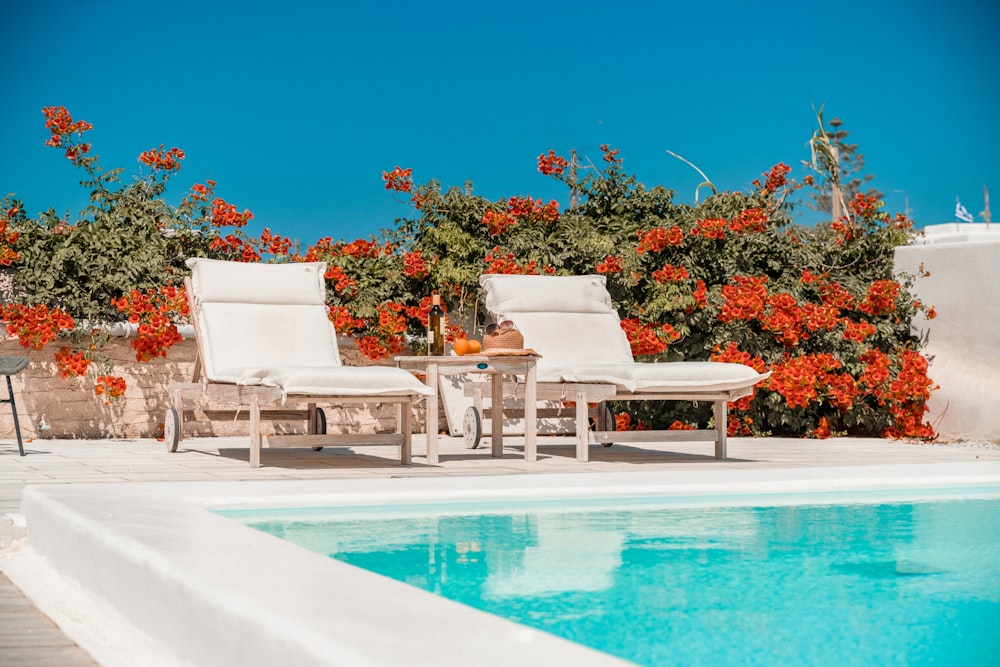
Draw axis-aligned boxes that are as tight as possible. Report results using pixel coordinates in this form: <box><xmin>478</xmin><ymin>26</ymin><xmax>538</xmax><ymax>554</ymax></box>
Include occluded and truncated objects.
<box><xmin>955</xmin><ymin>197</ymin><xmax>975</xmax><ymax>225</ymax></box>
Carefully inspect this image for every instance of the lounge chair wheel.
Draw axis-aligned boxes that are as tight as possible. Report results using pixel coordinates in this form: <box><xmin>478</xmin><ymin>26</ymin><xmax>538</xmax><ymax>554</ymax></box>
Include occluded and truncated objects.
<box><xmin>312</xmin><ymin>407</ymin><xmax>327</xmax><ymax>451</ymax></box>
<box><xmin>164</xmin><ymin>407</ymin><xmax>180</xmax><ymax>453</ymax></box>
<box><xmin>463</xmin><ymin>406</ymin><xmax>482</xmax><ymax>449</ymax></box>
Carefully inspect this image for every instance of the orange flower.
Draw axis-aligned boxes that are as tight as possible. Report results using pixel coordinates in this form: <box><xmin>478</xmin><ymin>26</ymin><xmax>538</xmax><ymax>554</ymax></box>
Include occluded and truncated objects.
<box><xmin>842</xmin><ymin>319</ymin><xmax>877</xmax><ymax>343</ymax></box>
<box><xmin>210</xmin><ymin>198</ymin><xmax>253</xmax><ymax>228</ymax></box>
<box><xmin>94</xmin><ymin>375</ymin><xmax>127</xmax><ymax>402</ymax></box>
<box><xmin>402</xmin><ymin>250</ymin><xmax>431</xmax><ymax>280</ymax></box>
<box><xmin>259</xmin><ymin>228</ymin><xmax>292</xmax><ymax>256</ymax></box>
<box><xmin>54</xmin><ymin>347</ymin><xmax>91</xmax><ymax>379</ymax></box>
<box><xmin>719</xmin><ymin>275</ymin><xmax>768</xmax><ymax>323</ymax></box>
<box><xmin>595</xmin><ymin>256</ymin><xmax>624</xmax><ymax>274</ymax></box>
<box><xmin>138</xmin><ymin>144</ymin><xmax>185</xmax><ymax>172</ymax></box>
<box><xmin>615</xmin><ymin>412</ymin><xmax>650</xmax><ymax>431</ymax></box>
<box><xmin>381</xmin><ymin>166</ymin><xmax>413</xmax><ymax>192</ymax></box>
<box><xmin>637</xmin><ymin>226</ymin><xmax>685</xmax><ymax>253</ymax></box>
<box><xmin>111</xmin><ymin>285</ymin><xmax>188</xmax><ymax>362</ymax></box>
<box><xmin>1</xmin><ymin>303</ymin><xmax>75</xmax><ymax>350</ymax></box>
<box><xmin>729</xmin><ymin>208</ymin><xmax>769</xmax><ymax>233</ymax></box>
<box><xmin>620</xmin><ymin>318</ymin><xmax>669</xmax><ymax>357</ymax></box>
<box><xmin>760</xmin><ymin>292</ymin><xmax>805</xmax><ymax>347</ymax></box>
<box><xmin>691</xmin><ymin>218</ymin><xmax>727</xmax><ymax>240</ymax></box>
<box><xmin>537</xmin><ymin>150</ymin><xmax>569</xmax><ymax>176</ymax></box>
<box><xmin>484</xmin><ymin>247</ymin><xmax>538</xmax><ymax>275</ymax></box>
<box><xmin>752</xmin><ymin>163</ymin><xmax>791</xmax><ymax>193</ymax></box>
<box><xmin>765</xmin><ymin>354</ymin><xmax>841</xmax><ymax>409</ymax></box>
<box><xmin>651</xmin><ymin>264</ymin><xmax>689</xmax><ymax>284</ymax></box>
<box><xmin>859</xmin><ymin>280</ymin><xmax>899</xmax><ymax>317</ymax></box>
<box><xmin>819</xmin><ymin>281</ymin><xmax>854</xmax><ymax>310</ymax></box>
<box><xmin>711</xmin><ymin>342</ymin><xmax>767</xmax><ymax>374</ymax></box>
<box><xmin>847</xmin><ymin>192</ymin><xmax>882</xmax><ymax>219</ymax></box>
<box><xmin>802</xmin><ymin>303</ymin><xmax>841</xmax><ymax>332</ymax></box>
<box><xmin>482</xmin><ymin>209</ymin><xmax>516</xmax><ymax>236</ymax></box>
<box><xmin>340</xmin><ymin>239</ymin><xmax>383</xmax><ymax>258</ymax></box>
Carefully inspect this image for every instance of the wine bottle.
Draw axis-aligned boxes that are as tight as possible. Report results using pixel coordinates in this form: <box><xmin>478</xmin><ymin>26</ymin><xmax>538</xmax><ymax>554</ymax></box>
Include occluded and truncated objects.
<box><xmin>428</xmin><ymin>292</ymin><xmax>445</xmax><ymax>356</ymax></box>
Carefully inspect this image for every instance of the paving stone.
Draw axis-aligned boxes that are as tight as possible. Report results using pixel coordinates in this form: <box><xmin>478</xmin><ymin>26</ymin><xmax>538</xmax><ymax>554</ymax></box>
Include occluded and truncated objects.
<box><xmin>0</xmin><ymin>573</ymin><xmax>96</xmax><ymax>665</ymax></box>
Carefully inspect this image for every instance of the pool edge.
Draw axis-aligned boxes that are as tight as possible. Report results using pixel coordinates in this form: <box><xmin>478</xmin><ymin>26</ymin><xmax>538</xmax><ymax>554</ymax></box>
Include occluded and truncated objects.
<box><xmin>18</xmin><ymin>462</ymin><xmax>1000</xmax><ymax>666</ymax></box>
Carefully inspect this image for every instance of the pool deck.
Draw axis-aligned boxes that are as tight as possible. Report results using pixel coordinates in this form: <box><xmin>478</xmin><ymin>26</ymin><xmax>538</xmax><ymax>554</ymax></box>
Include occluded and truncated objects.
<box><xmin>1</xmin><ymin>433</ymin><xmax>999</xmax><ymax>665</ymax></box>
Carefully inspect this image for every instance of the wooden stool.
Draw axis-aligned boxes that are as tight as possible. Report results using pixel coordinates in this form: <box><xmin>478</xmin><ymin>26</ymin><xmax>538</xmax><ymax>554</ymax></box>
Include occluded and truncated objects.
<box><xmin>0</xmin><ymin>356</ymin><xmax>29</xmax><ymax>456</ymax></box>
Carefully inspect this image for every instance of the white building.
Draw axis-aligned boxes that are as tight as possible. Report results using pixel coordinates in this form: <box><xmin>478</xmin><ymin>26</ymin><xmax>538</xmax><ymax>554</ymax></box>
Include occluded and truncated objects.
<box><xmin>895</xmin><ymin>223</ymin><xmax>1000</xmax><ymax>442</ymax></box>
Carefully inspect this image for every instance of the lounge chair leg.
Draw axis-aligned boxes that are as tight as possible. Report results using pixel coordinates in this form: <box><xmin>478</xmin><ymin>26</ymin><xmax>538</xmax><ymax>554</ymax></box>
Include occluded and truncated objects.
<box><xmin>575</xmin><ymin>391</ymin><xmax>589</xmax><ymax>462</ymax></box>
<box><xmin>714</xmin><ymin>400</ymin><xmax>727</xmax><ymax>460</ymax></box>
<box><xmin>307</xmin><ymin>402</ymin><xmax>317</xmax><ymax>434</ymax></box>
<box><xmin>400</xmin><ymin>400</ymin><xmax>412</xmax><ymax>465</ymax></box>
<box><xmin>523</xmin><ymin>362</ymin><xmax>537</xmax><ymax>463</ymax></box>
<box><xmin>250</xmin><ymin>395</ymin><xmax>261</xmax><ymax>468</ymax></box>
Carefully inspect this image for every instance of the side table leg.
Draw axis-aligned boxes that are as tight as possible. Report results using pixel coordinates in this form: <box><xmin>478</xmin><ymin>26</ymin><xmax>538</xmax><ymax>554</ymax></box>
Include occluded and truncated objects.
<box><xmin>425</xmin><ymin>363</ymin><xmax>439</xmax><ymax>464</ymax></box>
<box><xmin>523</xmin><ymin>363</ymin><xmax>537</xmax><ymax>462</ymax></box>
<box><xmin>490</xmin><ymin>372</ymin><xmax>504</xmax><ymax>458</ymax></box>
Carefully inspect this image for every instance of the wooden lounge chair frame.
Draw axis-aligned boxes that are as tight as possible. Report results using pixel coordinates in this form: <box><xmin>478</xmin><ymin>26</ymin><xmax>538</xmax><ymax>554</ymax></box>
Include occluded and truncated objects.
<box><xmin>165</xmin><ymin>260</ymin><xmax>430</xmax><ymax>467</ymax></box>
<box><xmin>478</xmin><ymin>274</ymin><xmax>770</xmax><ymax>462</ymax></box>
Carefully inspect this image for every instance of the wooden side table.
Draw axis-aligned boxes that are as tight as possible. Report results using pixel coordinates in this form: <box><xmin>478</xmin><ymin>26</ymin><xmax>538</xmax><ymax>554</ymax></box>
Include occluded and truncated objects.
<box><xmin>395</xmin><ymin>354</ymin><xmax>538</xmax><ymax>464</ymax></box>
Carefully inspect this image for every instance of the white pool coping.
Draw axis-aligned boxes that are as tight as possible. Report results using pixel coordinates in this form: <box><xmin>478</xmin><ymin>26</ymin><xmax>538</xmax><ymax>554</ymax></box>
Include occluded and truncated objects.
<box><xmin>16</xmin><ymin>462</ymin><xmax>1000</xmax><ymax>666</ymax></box>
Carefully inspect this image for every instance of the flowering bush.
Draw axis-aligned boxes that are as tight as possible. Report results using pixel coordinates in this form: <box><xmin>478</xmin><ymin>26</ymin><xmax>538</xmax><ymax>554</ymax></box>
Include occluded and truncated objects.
<box><xmin>1</xmin><ymin>106</ymin><xmax>936</xmax><ymax>439</ymax></box>
<box><xmin>362</xmin><ymin>145</ymin><xmax>935</xmax><ymax>440</ymax></box>
<box><xmin>1</xmin><ymin>107</ymin><xmax>292</xmax><ymax>400</ymax></box>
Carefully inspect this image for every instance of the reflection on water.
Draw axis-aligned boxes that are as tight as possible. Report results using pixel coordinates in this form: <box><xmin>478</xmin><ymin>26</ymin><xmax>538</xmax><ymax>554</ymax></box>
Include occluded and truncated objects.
<box><xmin>236</xmin><ymin>494</ymin><xmax>1000</xmax><ymax>667</ymax></box>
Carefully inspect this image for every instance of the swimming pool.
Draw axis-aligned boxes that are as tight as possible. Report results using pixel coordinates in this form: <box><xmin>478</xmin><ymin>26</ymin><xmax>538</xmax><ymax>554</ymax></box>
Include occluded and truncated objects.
<box><xmin>225</xmin><ymin>488</ymin><xmax>1000</xmax><ymax>666</ymax></box>
<box><xmin>18</xmin><ymin>464</ymin><xmax>1000</xmax><ymax>666</ymax></box>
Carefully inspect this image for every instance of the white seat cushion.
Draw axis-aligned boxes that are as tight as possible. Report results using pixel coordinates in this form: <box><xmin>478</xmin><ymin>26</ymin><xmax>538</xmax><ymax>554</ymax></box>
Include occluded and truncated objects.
<box><xmin>626</xmin><ymin>362</ymin><xmax>767</xmax><ymax>392</ymax></box>
<box><xmin>187</xmin><ymin>258</ymin><xmax>432</xmax><ymax>399</ymax></box>
<box><xmin>481</xmin><ymin>274</ymin><xmax>615</xmax><ymax>314</ymax></box>
<box><xmin>219</xmin><ymin>366</ymin><xmax>433</xmax><ymax>398</ymax></box>
<box><xmin>538</xmin><ymin>361</ymin><xmax>766</xmax><ymax>393</ymax></box>
<box><xmin>189</xmin><ymin>258</ymin><xmax>327</xmax><ymax>305</ymax></box>
<box><xmin>541</xmin><ymin>361</ymin><xmax>768</xmax><ymax>393</ymax></box>
<box><xmin>198</xmin><ymin>303</ymin><xmax>343</xmax><ymax>380</ymax></box>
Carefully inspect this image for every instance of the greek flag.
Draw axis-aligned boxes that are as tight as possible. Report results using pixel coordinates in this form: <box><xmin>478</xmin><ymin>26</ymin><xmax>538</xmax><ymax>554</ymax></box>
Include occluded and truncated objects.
<box><xmin>955</xmin><ymin>198</ymin><xmax>974</xmax><ymax>223</ymax></box>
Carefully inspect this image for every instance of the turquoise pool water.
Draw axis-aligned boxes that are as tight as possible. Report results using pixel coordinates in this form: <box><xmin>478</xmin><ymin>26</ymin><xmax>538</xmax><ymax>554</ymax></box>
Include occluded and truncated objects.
<box><xmin>222</xmin><ymin>487</ymin><xmax>1000</xmax><ymax>666</ymax></box>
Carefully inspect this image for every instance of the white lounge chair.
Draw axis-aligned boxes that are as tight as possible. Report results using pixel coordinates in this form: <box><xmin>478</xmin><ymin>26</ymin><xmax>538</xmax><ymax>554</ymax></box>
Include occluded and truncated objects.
<box><xmin>165</xmin><ymin>258</ymin><xmax>433</xmax><ymax>467</ymax></box>
<box><xmin>479</xmin><ymin>274</ymin><xmax>770</xmax><ymax>462</ymax></box>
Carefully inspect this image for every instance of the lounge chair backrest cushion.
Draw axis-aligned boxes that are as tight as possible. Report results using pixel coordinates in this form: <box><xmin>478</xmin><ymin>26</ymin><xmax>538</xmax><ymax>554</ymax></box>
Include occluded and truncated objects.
<box><xmin>187</xmin><ymin>258</ymin><xmax>341</xmax><ymax>382</ymax></box>
<box><xmin>480</xmin><ymin>274</ymin><xmax>635</xmax><ymax>369</ymax></box>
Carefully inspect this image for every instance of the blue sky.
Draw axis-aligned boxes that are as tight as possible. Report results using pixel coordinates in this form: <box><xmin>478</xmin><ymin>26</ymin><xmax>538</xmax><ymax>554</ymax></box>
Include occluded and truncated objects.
<box><xmin>2</xmin><ymin>0</ymin><xmax>998</xmax><ymax>245</ymax></box>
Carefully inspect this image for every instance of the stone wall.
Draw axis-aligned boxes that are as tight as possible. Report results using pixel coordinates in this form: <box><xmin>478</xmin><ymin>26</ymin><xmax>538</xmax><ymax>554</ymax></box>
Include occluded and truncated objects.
<box><xmin>0</xmin><ymin>336</ymin><xmax>430</xmax><ymax>441</ymax></box>
<box><xmin>895</xmin><ymin>238</ymin><xmax>1000</xmax><ymax>442</ymax></box>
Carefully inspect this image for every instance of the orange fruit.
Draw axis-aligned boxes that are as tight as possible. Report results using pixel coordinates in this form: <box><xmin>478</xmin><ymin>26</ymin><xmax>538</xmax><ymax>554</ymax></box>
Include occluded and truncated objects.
<box><xmin>453</xmin><ymin>338</ymin><xmax>471</xmax><ymax>356</ymax></box>
<box><xmin>466</xmin><ymin>339</ymin><xmax>482</xmax><ymax>354</ymax></box>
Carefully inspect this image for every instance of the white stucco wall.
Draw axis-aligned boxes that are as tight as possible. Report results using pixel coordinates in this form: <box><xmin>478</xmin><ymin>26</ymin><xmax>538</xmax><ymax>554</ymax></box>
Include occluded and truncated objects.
<box><xmin>895</xmin><ymin>234</ymin><xmax>1000</xmax><ymax>442</ymax></box>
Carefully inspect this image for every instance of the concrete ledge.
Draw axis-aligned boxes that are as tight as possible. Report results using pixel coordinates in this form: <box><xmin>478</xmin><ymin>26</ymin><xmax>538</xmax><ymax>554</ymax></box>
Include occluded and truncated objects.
<box><xmin>20</xmin><ymin>477</ymin><xmax>633</xmax><ymax>667</ymax></box>
<box><xmin>17</xmin><ymin>465</ymin><xmax>1000</xmax><ymax>666</ymax></box>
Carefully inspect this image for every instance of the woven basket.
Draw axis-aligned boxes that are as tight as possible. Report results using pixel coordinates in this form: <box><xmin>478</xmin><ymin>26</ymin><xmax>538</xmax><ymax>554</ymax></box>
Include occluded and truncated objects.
<box><xmin>482</xmin><ymin>329</ymin><xmax>524</xmax><ymax>351</ymax></box>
